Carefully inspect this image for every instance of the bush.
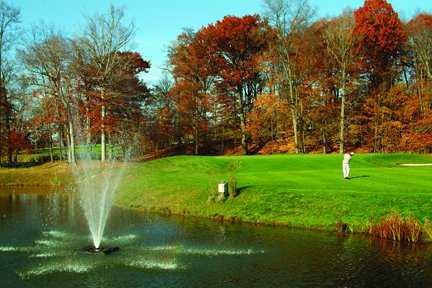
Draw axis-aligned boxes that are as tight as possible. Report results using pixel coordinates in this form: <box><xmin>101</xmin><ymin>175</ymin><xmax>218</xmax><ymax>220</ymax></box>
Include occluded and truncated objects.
<box><xmin>369</xmin><ymin>214</ymin><xmax>422</xmax><ymax>243</ymax></box>
<box><xmin>228</xmin><ymin>176</ymin><xmax>237</xmax><ymax>198</ymax></box>
<box><xmin>423</xmin><ymin>218</ymin><xmax>432</xmax><ymax>241</ymax></box>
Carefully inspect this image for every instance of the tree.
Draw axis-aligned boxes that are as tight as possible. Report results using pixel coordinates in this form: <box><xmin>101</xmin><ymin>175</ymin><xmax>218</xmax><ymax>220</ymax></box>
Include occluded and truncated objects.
<box><xmin>407</xmin><ymin>14</ymin><xmax>432</xmax><ymax>81</ymax></box>
<box><xmin>263</xmin><ymin>0</ymin><xmax>314</xmax><ymax>153</ymax></box>
<box><xmin>79</xmin><ymin>5</ymin><xmax>135</xmax><ymax>161</ymax></box>
<box><xmin>246</xmin><ymin>93</ymin><xmax>288</xmax><ymax>153</ymax></box>
<box><xmin>0</xmin><ymin>1</ymin><xmax>19</xmax><ymax>163</ymax></box>
<box><xmin>353</xmin><ymin>0</ymin><xmax>406</xmax><ymax>78</ymax></box>
<box><xmin>20</xmin><ymin>28</ymin><xmax>77</xmax><ymax>163</ymax></box>
<box><xmin>169</xmin><ymin>29</ymin><xmax>214</xmax><ymax>154</ymax></box>
<box><xmin>407</xmin><ymin>13</ymin><xmax>432</xmax><ymax>118</ymax></box>
<box><xmin>353</xmin><ymin>0</ymin><xmax>407</xmax><ymax>151</ymax></box>
<box><xmin>107</xmin><ymin>51</ymin><xmax>150</xmax><ymax>156</ymax></box>
<box><xmin>196</xmin><ymin>15</ymin><xmax>272</xmax><ymax>154</ymax></box>
<box><xmin>323</xmin><ymin>11</ymin><xmax>356</xmax><ymax>153</ymax></box>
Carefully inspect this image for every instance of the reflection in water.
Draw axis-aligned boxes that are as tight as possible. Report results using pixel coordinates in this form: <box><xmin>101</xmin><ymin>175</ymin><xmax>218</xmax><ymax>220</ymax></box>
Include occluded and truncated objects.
<box><xmin>0</xmin><ymin>192</ymin><xmax>432</xmax><ymax>287</ymax></box>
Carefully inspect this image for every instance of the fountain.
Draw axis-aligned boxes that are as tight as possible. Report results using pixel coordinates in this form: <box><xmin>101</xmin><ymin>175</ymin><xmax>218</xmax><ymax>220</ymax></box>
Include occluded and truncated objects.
<box><xmin>72</xmin><ymin>148</ymin><xmax>128</xmax><ymax>254</ymax></box>
<box><xmin>81</xmin><ymin>245</ymin><xmax>120</xmax><ymax>255</ymax></box>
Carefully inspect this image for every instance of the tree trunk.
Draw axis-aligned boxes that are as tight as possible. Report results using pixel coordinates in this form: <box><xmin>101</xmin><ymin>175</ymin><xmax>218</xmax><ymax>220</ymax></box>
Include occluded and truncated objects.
<box><xmin>373</xmin><ymin>114</ymin><xmax>379</xmax><ymax>153</ymax></box>
<box><xmin>6</xmin><ymin>115</ymin><xmax>12</xmax><ymax>163</ymax></box>
<box><xmin>108</xmin><ymin>131</ymin><xmax>112</xmax><ymax>160</ymax></box>
<box><xmin>239</xmin><ymin>111</ymin><xmax>248</xmax><ymax>155</ymax></box>
<box><xmin>101</xmin><ymin>88</ymin><xmax>106</xmax><ymax>162</ymax></box>
<box><xmin>339</xmin><ymin>69</ymin><xmax>346</xmax><ymax>154</ymax></box>
<box><xmin>59</xmin><ymin>125</ymin><xmax>64</xmax><ymax>161</ymax></box>
<box><xmin>4</xmin><ymin>90</ymin><xmax>12</xmax><ymax>163</ymax></box>
<box><xmin>49</xmin><ymin>133</ymin><xmax>54</xmax><ymax>162</ymax></box>
<box><xmin>68</xmin><ymin>118</ymin><xmax>76</xmax><ymax>163</ymax></box>
<box><xmin>299</xmin><ymin>98</ymin><xmax>305</xmax><ymax>153</ymax></box>
<box><xmin>66</xmin><ymin>129</ymin><xmax>71</xmax><ymax>163</ymax></box>
<box><xmin>286</xmin><ymin>69</ymin><xmax>299</xmax><ymax>154</ymax></box>
<box><xmin>86</xmin><ymin>115</ymin><xmax>91</xmax><ymax>145</ymax></box>
<box><xmin>322</xmin><ymin>128</ymin><xmax>327</xmax><ymax>154</ymax></box>
<box><xmin>194</xmin><ymin>124</ymin><xmax>199</xmax><ymax>155</ymax></box>
<box><xmin>236</xmin><ymin>87</ymin><xmax>248</xmax><ymax>155</ymax></box>
<box><xmin>290</xmin><ymin>107</ymin><xmax>299</xmax><ymax>153</ymax></box>
<box><xmin>220</xmin><ymin>123</ymin><xmax>225</xmax><ymax>155</ymax></box>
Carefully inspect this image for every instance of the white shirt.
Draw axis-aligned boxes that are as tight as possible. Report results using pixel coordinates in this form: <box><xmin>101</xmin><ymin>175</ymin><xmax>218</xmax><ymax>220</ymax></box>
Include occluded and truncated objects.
<box><xmin>343</xmin><ymin>153</ymin><xmax>352</xmax><ymax>165</ymax></box>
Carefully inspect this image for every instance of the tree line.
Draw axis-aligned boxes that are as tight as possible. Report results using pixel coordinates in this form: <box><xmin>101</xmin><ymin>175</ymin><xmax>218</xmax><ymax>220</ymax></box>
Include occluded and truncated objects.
<box><xmin>159</xmin><ymin>0</ymin><xmax>432</xmax><ymax>155</ymax></box>
<box><xmin>0</xmin><ymin>0</ymin><xmax>431</xmax><ymax>164</ymax></box>
<box><xmin>0</xmin><ymin>3</ymin><xmax>149</xmax><ymax>164</ymax></box>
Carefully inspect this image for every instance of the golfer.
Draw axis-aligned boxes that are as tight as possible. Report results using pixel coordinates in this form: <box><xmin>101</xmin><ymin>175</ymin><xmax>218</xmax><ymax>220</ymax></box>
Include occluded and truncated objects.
<box><xmin>342</xmin><ymin>152</ymin><xmax>354</xmax><ymax>179</ymax></box>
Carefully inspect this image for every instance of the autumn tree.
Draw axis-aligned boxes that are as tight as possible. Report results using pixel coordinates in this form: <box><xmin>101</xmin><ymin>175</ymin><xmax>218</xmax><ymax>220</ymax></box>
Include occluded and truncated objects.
<box><xmin>407</xmin><ymin>13</ymin><xmax>432</xmax><ymax>117</ymax></box>
<box><xmin>78</xmin><ymin>5</ymin><xmax>135</xmax><ymax>161</ymax></box>
<box><xmin>246</xmin><ymin>93</ymin><xmax>288</xmax><ymax>153</ymax></box>
<box><xmin>196</xmin><ymin>15</ymin><xmax>272</xmax><ymax>154</ymax></box>
<box><xmin>169</xmin><ymin>29</ymin><xmax>214</xmax><ymax>154</ymax></box>
<box><xmin>353</xmin><ymin>0</ymin><xmax>407</xmax><ymax>151</ymax></box>
<box><xmin>263</xmin><ymin>0</ymin><xmax>314</xmax><ymax>153</ymax></box>
<box><xmin>148</xmin><ymin>76</ymin><xmax>177</xmax><ymax>152</ymax></box>
<box><xmin>323</xmin><ymin>11</ymin><xmax>356</xmax><ymax>153</ymax></box>
<box><xmin>0</xmin><ymin>1</ymin><xmax>19</xmax><ymax>163</ymax></box>
<box><xmin>407</xmin><ymin>14</ymin><xmax>432</xmax><ymax>81</ymax></box>
<box><xmin>20</xmin><ymin>28</ymin><xmax>77</xmax><ymax>163</ymax></box>
<box><xmin>107</xmin><ymin>51</ymin><xmax>149</xmax><ymax>156</ymax></box>
<box><xmin>401</xmin><ymin>13</ymin><xmax>432</xmax><ymax>151</ymax></box>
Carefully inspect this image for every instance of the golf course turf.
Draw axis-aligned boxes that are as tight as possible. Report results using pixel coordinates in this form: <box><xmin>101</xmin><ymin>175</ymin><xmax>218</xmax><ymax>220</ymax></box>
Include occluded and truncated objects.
<box><xmin>1</xmin><ymin>153</ymin><xmax>432</xmax><ymax>233</ymax></box>
<box><xmin>115</xmin><ymin>153</ymin><xmax>432</xmax><ymax>232</ymax></box>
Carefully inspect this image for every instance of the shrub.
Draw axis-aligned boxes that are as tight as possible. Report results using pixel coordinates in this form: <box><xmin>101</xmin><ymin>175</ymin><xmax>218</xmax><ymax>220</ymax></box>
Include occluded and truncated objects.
<box><xmin>228</xmin><ymin>176</ymin><xmax>237</xmax><ymax>198</ymax></box>
<box><xmin>423</xmin><ymin>218</ymin><xmax>432</xmax><ymax>241</ymax></box>
<box><xmin>369</xmin><ymin>214</ymin><xmax>422</xmax><ymax>243</ymax></box>
<box><xmin>335</xmin><ymin>221</ymin><xmax>350</xmax><ymax>233</ymax></box>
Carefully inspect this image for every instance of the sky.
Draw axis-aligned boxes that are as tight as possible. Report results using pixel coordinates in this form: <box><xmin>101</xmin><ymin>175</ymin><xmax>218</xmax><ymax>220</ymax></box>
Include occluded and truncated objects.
<box><xmin>13</xmin><ymin>0</ymin><xmax>432</xmax><ymax>85</ymax></box>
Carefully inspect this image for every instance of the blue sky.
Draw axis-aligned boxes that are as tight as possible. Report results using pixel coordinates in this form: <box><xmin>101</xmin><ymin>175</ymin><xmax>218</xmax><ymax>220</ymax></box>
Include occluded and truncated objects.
<box><xmin>13</xmin><ymin>0</ymin><xmax>432</xmax><ymax>85</ymax></box>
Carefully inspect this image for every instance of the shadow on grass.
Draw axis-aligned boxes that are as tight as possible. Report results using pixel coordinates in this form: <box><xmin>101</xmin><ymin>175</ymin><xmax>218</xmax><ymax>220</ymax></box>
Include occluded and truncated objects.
<box><xmin>236</xmin><ymin>185</ymin><xmax>254</xmax><ymax>196</ymax></box>
<box><xmin>350</xmin><ymin>175</ymin><xmax>370</xmax><ymax>179</ymax></box>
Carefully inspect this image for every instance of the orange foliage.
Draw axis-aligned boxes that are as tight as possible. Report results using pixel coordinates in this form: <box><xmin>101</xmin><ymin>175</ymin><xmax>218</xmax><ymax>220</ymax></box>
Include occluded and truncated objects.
<box><xmin>353</xmin><ymin>0</ymin><xmax>407</xmax><ymax>76</ymax></box>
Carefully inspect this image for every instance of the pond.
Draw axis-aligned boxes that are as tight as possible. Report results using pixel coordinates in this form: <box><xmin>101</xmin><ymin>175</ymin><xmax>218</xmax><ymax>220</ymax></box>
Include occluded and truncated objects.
<box><xmin>1</xmin><ymin>192</ymin><xmax>432</xmax><ymax>287</ymax></box>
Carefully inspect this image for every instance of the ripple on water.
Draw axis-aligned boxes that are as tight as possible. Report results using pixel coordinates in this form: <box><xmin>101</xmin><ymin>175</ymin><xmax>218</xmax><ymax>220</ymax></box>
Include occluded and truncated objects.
<box><xmin>136</xmin><ymin>245</ymin><xmax>265</xmax><ymax>256</ymax></box>
<box><xmin>42</xmin><ymin>231</ymin><xmax>70</xmax><ymax>239</ymax></box>
<box><xmin>127</xmin><ymin>259</ymin><xmax>180</xmax><ymax>270</ymax></box>
<box><xmin>179</xmin><ymin>247</ymin><xmax>264</xmax><ymax>256</ymax></box>
<box><xmin>140</xmin><ymin>245</ymin><xmax>178</xmax><ymax>252</ymax></box>
<box><xmin>19</xmin><ymin>262</ymin><xmax>93</xmax><ymax>279</ymax></box>
<box><xmin>110</xmin><ymin>234</ymin><xmax>138</xmax><ymax>243</ymax></box>
<box><xmin>29</xmin><ymin>252</ymin><xmax>58</xmax><ymax>258</ymax></box>
<box><xmin>0</xmin><ymin>246</ymin><xmax>33</xmax><ymax>252</ymax></box>
<box><xmin>34</xmin><ymin>240</ymin><xmax>64</xmax><ymax>248</ymax></box>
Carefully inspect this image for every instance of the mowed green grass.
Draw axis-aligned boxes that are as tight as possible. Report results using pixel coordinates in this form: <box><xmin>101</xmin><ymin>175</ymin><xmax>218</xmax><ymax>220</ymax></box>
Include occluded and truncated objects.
<box><xmin>117</xmin><ymin>153</ymin><xmax>432</xmax><ymax>231</ymax></box>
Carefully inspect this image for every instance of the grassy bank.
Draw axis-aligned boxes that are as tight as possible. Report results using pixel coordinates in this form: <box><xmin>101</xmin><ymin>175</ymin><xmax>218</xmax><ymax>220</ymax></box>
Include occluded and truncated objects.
<box><xmin>116</xmin><ymin>153</ymin><xmax>432</xmax><ymax>232</ymax></box>
<box><xmin>0</xmin><ymin>162</ymin><xmax>72</xmax><ymax>189</ymax></box>
<box><xmin>1</xmin><ymin>153</ymin><xmax>432</xmax><ymax>233</ymax></box>
<box><xmin>0</xmin><ymin>144</ymin><xmax>118</xmax><ymax>165</ymax></box>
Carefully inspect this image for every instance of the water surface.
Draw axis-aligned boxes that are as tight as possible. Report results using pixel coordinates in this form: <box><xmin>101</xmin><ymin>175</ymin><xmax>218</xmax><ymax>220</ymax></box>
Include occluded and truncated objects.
<box><xmin>0</xmin><ymin>192</ymin><xmax>431</xmax><ymax>287</ymax></box>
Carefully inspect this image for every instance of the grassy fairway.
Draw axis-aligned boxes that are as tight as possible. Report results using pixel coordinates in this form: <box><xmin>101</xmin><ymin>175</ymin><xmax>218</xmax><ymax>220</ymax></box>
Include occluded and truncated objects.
<box><xmin>1</xmin><ymin>153</ymin><xmax>432</xmax><ymax>232</ymax></box>
<box><xmin>116</xmin><ymin>153</ymin><xmax>432</xmax><ymax>231</ymax></box>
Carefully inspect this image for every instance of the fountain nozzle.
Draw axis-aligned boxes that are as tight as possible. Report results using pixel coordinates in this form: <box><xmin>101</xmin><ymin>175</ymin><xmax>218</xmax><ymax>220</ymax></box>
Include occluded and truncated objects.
<box><xmin>81</xmin><ymin>245</ymin><xmax>120</xmax><ymax>255</ymax></box>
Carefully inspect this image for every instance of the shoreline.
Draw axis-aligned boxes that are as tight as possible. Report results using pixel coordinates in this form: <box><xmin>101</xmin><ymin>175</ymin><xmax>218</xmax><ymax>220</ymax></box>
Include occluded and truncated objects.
<box><xmin>2</xmin><ymin>154</ymin><xmax>432</xmax><ymax>243</ymax></box>
<box><xmin>118</xmin><ymin>203</ymin><xmax>432</xmax><ymax>246</ymax></box>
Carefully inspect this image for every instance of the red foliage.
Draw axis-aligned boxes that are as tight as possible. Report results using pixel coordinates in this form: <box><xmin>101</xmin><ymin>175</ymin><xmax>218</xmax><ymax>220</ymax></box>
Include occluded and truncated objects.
<box><xmin>408</xmin><ymin>13</ymin><xmax>432</xmax><ymax>30</ymax></box>
<box><xmin>353</xmin><ymin>0</ymin><xmax>407</xmax><ymax>75</ymax></box>
<box><xmin>9</xmin><ymin>130</ymin><xmax>31</xmax><ymax>154</ymax></box>
<box><xmin>197</xmin><ymin>15</ymin><xmax>271</xmax><ymax>89</ymax></box>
